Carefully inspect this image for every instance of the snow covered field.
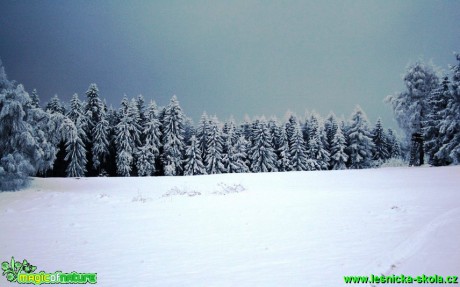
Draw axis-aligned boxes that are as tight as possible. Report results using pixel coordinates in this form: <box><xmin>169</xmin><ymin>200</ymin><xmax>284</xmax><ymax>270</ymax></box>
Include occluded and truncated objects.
<box><xmin>1</xmin><ymin>166</ymin><xmax>459</xmax><ymax>286</ymax></box>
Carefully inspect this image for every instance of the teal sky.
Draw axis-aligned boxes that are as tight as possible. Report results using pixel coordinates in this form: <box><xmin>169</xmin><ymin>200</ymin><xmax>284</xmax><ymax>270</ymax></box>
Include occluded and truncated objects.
<box><xmin>1</xmin><ymin>0</ymin><xmax>459</xmax><ymax>129</ymax></box>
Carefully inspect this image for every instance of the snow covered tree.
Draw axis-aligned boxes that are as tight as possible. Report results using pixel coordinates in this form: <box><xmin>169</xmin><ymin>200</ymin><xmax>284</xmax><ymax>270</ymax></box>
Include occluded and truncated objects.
<box><xmin>128</xmin><ymin>98</ymin><xmax>142</xmax><ymax>144</ymax></box>
<box><xmin>324</xmin><ymin>113</ymin><xmax>338</xmax><ymax>169</ymax></box>
<box><xmin>227</xmin><ymin>135</ymin><xmax>250</xmax><ymax>173</ymax></box>
<box><xmin>306</xmin><ymin>113</ymin><xmax>330</xmax><ymax>170</ymax></box>
<box><xmin>184</xmin><ymin>135</ymin><xmax>206</xmax><ymax>175</ymax></box>
<box><xmin>85</xmin><ymin>83</ymin><xmax>104</xmax><ymax>131</ymax></box>
<box><xmin>346</xmin><ymin>106</ymin><xmax>375</xmax><ymax>169</ymax></box>
<box><xmin>386</xmin><ymin>61</ymin><xmax>439</xmax><ymax>138</ymax></box>
<box><xmin>371</xmin><ymin>118</ymin><xmax>390</xmax><ymax>163</ymax></box>
<box><xmin>0</xmin><ymin>85</ymin><xmax>36</xmax><ymax>189</ymax></box>
<box><xmin>63</xmin><ymin>94</ymin><xmax>88</xmax><ymax>176</ymax></box>
<box><xmin>67</xmin><ymin>94</ymin><xmax>84</xmax><ymax>124</ymax></box>
<box><xmin>46</xmin><ymin>94</ymin><xmax>65</xmax><ymax>114</ymax></box>
<box><xmin>240</xmin><ymin>115</ymin><xmax>252</xmax><ymax>140</ymax></box>
<box><xmin>435</xmin><ymin>54</ymin><xmax>460</xmax><ymax>164</ymax></box>
<box><xmin>115</xmin><ymin>117</ymin><xmax>134</xmax><ymax>176</ymax></box>
<box><xmin>161</xmin><ymin>95</ymin><xmax>186</xmax><ymax>176</ymax></box>
<box><xmin>61</xmin><ymin>117</ymin><xmax>87</xmax><ymax>177</ymax></box>
<box><xmin>66</xmin><ymin>94</ymin><xmax>88</xmax><ymax>142</ymax></box>
<box><xmin>44</xmin><ymin>94</ymin><xmax>67</xmax><ymax>176</ymax></box>
<box><xmin>144</xmin><ymin>100</ymin><xmax>162</xmax><ymax>155</ymax></box>
<box><xmin>183</xmin><ymin>116</ymin><xmax>195</xmax><ymax>146</ymax></box>
<box><xmin>288</xmin><ymin>121</ymin><xmax>311</xmax><ymax>171</ymax></box>
<box><xmin>421</xmin><ymin>76</ymin><xmax>450</xmax><ymax>165</ymax></box>
<box><xmin>230</xmin><ymin>134</ymin><xmax>249</xmax><ymax>173</ymax></box>
<box><xmin>0</xmin><ymin>63</ymin><xmax>55</xmax><ymax>189</ymax></box>
<box><xmin>26</xmin><ymin>109</ymin><xmax>56</xmax><ymax>176</ymax></box>
<box><xmin>105</xmin><ymin>106</ymin><xmax>119</xmax><ymax>176</ymax></box>
<box><xmin>272</xmin><ymin>120</ymin><xmax>290</xmax><ymax>172</ymax></box>
<box><xmin>0</xmin><ymin>59</ymin><xmax>12</xmax><ymax>91</ymax></box>
<box><xmin>222</xmin><ymin>118</ymin><xmax>237</xmax><ymax>151</ymax></box>
<box><xmin>386</xmin><ymin>128</ymin><xmax>401</xmax><ymax>159</ymax></box>
<box><xmin>84</xmin><ymin>83</ymin><xmax>109</xmax><ymax>175</ymax></box>
<box><xmin>386</xmin><ymin>61</ymin><xmax>439</xmax><ymax>163</ymax></box>
<box><xmin>222</xmin><ymin>118</ymin><xmax>237</xmax><ymax>171</ymax></box>
<box><xmin>249</xmin><ymin>118</ymin><xmax>278</xmax><ymax>173</ymax></box>
<box><xmin>329</xmin><ymin>126</ymin><xmax>348</xmax><ymax>170</ymax></box>
<box><xmin>136</xmin><ymin>100</ymin><xmax>162</xmax><ymax>176</ymax></box>
<box><xmin>119</xmin><ymin>96</ymin><xmax>130</xmax><ymax>115</ymax></box>
<box><xmin>29</xmin><ymin>89</ymin><xmax>40</xmax><ymax>108</ymax></box>
<box><xmin>136</xmin><ymin>145</ymin><xmax>156</xmax><ymax>176</ymax></box>
<box><xmin>196</xmin><ymin>112</ymin><xmax>210</xmax><ymax>160</ymax></box>
<box><xmin>135</xmin><ymin>94</ymin><xmax>147</xmax><ymax>127</ymax></box>
<box><xmin>115</xmin><ymin>97</ymin><xmax>141</xmax><ymax>176</ymax></box>
<box><xmin>285</xmin><ymin>114</ymin><xmax>298</xmax><ymax>143</ymax></box>
<box><xmin>92</xmin><ymin>116</ymin><xmax>110</xmax><ymax>173</ymax></box>
<box><xmin>204</xmin><ymin>116</ymin><xmax>225</xmax><ymax>174</ymax></box>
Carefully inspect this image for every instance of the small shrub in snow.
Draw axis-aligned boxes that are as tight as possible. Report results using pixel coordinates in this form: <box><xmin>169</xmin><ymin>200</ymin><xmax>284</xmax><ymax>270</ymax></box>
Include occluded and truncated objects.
<box><xmin>132</xmin><ymin>192</ymin><xmax>151</xmax><ymax>203</ymax></box>
<box><xmin>213</xmin><ymin>183</ymin><xmax>245</xmax><ymax>195</ymax></box>
<box><xmin>162</xmin><ymin>186</ymin><xmax>201</xmax><ymax>198</ymax></box>
<box><xmin>98</xmin><ymin>193</ymin><xmax>109</xmax><ymax>199</ymax></box>
<box><xmin>380</xmin><ymin>158</ymin><xmax>408</xmax><ymax>168</ymax></box>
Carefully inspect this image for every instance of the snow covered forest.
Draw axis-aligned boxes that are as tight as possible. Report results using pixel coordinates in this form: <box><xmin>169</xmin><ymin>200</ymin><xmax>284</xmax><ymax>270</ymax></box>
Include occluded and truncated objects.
<box><xmin>1</xmin><ymin>53</ymin><xmax>460</xmax><ymax>190</ymax></box>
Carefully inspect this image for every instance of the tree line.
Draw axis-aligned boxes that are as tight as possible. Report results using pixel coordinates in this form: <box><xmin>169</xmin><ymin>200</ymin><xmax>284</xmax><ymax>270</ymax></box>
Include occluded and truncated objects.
<box><xmin>46</xmin><ymin>91</ymin><xmax>402</xmax><ymax>177</ymax></box>
<box><xmin>3</xmin><ymin>52</ymin><xmax>459</xmax><ymax>190</ymax></box>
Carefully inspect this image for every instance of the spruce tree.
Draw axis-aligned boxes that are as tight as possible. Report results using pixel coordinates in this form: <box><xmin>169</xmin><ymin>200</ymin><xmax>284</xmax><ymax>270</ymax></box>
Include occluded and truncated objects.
<box><xmin>249</xmin><ymin>118</ymin><xmax>278</xmax><ymax>173</ymax></box>
<box><xmin>105</xmin><ymin>106</ymin><xmax>119</xmax><ymax>176</ymax></box>
<box><xmin>161</xmin><ymin>95</ymin><xmax>186</xmax><ymax>176</ymax></box>
<box><xmin>92</xmin><ymin>116</ymin><xmax>110</xmax><ymax>174</ymax></box>
<box><xmin>346</xmin><ymin>106</ymin><xmax>375</xmax><ymax>169</ymax></box>
<box><xmin>46</xmin><ymin>94</ymin><xmax>65</xmax><ymax>115</ymax></box>
<box><xmin>184</xmin><ymin>135</ymin><xmax>206</xmax><ymax>175</ymax></box>
<box><xmin>306</xmin><ymin>113</ymin><xmax>330</xmax><ymax>170</ymax></box>
<box><xmin>183</xmin><ymin>117</ymin><xmax>195</xmax><ymax>146</ymax></box>
<box><xmin>30</xmin><ymin>89</ymin><xmax>40</xmax><ymax>109</ymax></box>
<box><xmin>136</xmin><ymin>100</ymin><xmax>162</xmax><ymax>176</ymax></box>
<box><xmin>285</xmin><ymin>114</ymin><xmax>298</xmax><ymax>143</ymax></box>
<box><xmin>67</xmin><ymin>94</ymin><xmax>85</xmax><ymax>125</ymax></box>
<box><xmin>61</xmin><ymin>117</ymin><xmax>87</xmax><ymax>177</ymax></box>
<box><xmin>115</xmin><ymin>114</ymin><xmax>134</xmax><ymax>176</ymax></box>
<box><xmin>324</xmin><ymin>113</ymin><xmax>338</xmax><ymax>169</ymax></box>
<box><xmin>85</xmin><ymin>83</ymin><xmax>104</xmax><ymax>132</ymax></box>
<box><xmin>227</xmin><ymin>135</ymin><xmax>250</xmax><ymax>173</ymax></box>
<box><xmin>0</xmin><ymin>59</ymin><xmax>12</xmax><ymax>90</ymax></box>
<box><xmin>135</xmin><ymin>94</ymin><xmax>147</xmax><ymax>127</ymax></box>
<box><xmin>205</xmin><ymin>116</ymin><xmax>225</xmax><ymax>174</ymax></box>
<box><xmin>372</xmin><ymin>118</ymin><xmax>390</xmax><ymax>163</ymax></box>
<box><xmin>84</xmin><ymin>83</ymin><xmax>106</xmax><ymax>175</ymax></box>
<box><xmin>422</xmin><ymin>76</ymin><xmax>450</xmax><ymax>165</ymax></box>
<box><xmin>115</xmin><ymin>97</ymin><xmax>141</xmax><ymax>176</ymax></box>
<box><xmin>386</xmin><ymin>128</ymin><xmax>401</xmax><ymax>159</ymax></box>
<box><xmin>272</xmin><ymin>120</ymin><xmax>290</xmax><ymax>172</ymax></box>
<box><xmin>240</xmin><ymin>115</ymin><xmax>252</xmax><ymax>140</ymax></box>
<box><xmin>45</xmin><ymin>94</ymin><xmax>67</xmax><ymax>176</ymax></box>
<box><xmin>136</xmin><ymin>145</ymin><xmax>156</xmax><ymax>176</ymax></box>
<box><xmin>330</xmin><ymin>126</ymin><xmax>348</xmax><ymax>170</ymax></box>
<box><xmin>196</xmin><ymin>112</ymin><xmax>210</xmax><ymax>160</ymax></box>
<box><xmin>436</xmin><ymin>54</ymin><xmax>460</xmax><ymax>164</ymax></box>
<box><xmin>288</xmin><ymin>121</ymin><xmax>311</xmax><ymax>171</ymax></box>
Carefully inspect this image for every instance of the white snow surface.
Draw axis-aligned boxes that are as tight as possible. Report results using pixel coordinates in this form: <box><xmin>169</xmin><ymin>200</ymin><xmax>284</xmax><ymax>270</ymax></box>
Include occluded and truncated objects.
<box><xmin>1</xmin><ymin>166</ymin><xmax>459</xmax><ymax>286</ymax></box>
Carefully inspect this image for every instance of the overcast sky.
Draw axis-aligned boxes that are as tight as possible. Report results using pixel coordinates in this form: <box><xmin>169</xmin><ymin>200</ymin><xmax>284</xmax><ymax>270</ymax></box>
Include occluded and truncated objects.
<box><xmin>1</xmin><ymin>0</ymin><xmax>459</xmax><ymax>129</ymax></box>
